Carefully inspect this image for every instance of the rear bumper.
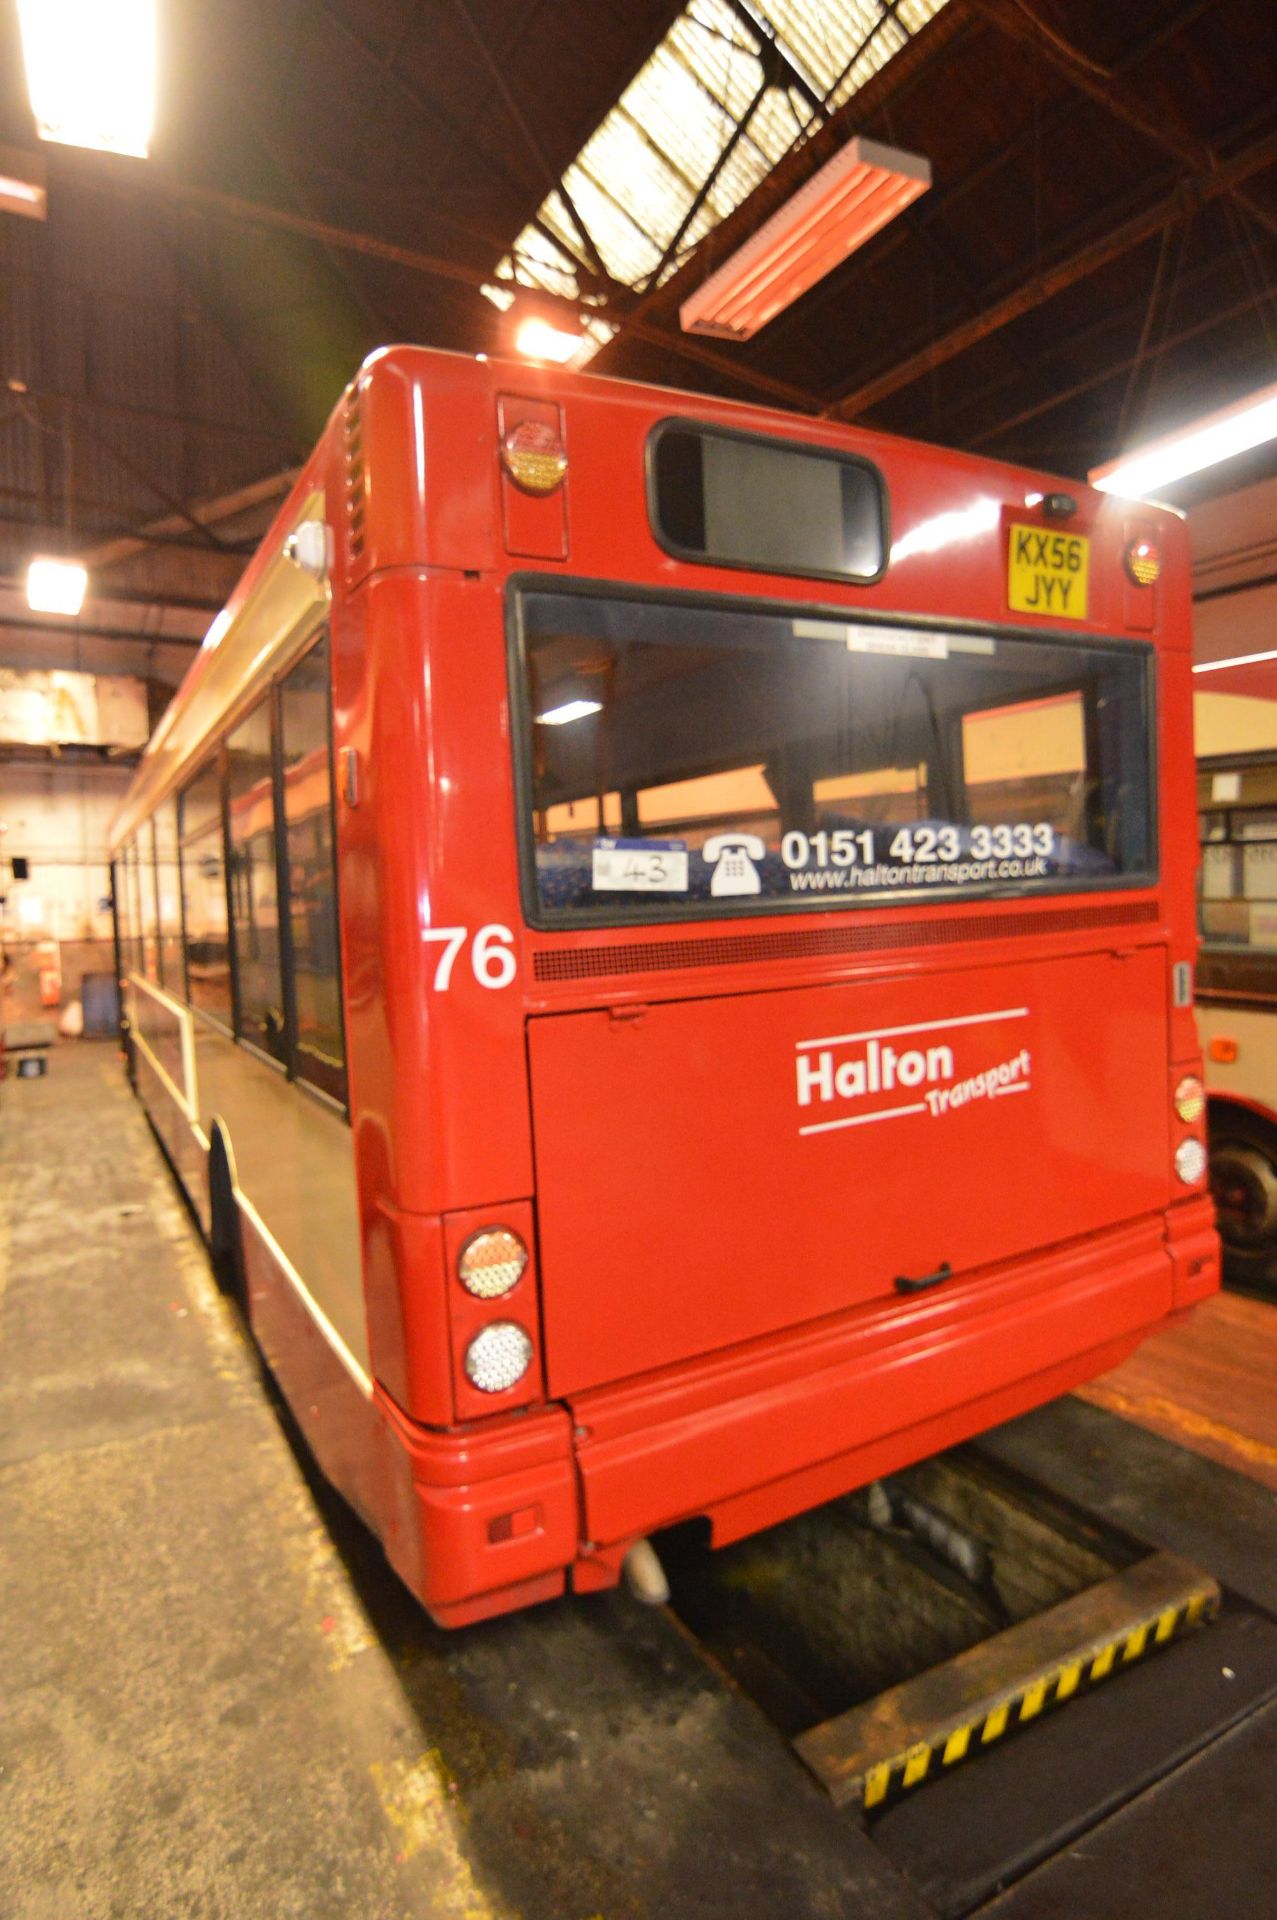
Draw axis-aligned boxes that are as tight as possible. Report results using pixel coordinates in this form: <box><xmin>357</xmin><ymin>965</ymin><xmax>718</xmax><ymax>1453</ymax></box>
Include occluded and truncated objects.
<box><xmin>379</xmin><ymin>1199</ymin><xmax>1217</xmax><ymax>1625</ymax></box>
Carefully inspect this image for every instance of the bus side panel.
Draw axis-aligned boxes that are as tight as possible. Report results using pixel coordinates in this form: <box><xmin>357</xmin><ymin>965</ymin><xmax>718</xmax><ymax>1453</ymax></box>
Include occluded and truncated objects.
<box><xmin>1156</xmin><ymin>529</ymin><xmax>1206</xmax><ymax>1072</ymax></box>
<box><xmin>332</xmin><ymin>571</ymin><xmax>534</xmax><ymax>1221</ymax></box>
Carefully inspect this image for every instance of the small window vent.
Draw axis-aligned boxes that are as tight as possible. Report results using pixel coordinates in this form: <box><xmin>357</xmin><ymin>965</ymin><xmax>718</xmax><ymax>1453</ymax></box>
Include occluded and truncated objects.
<box><xmin>342</xmin><ymin>389</ymin><xmax>366</xmax><ymax>560</ymax></box>
<box><xmin>532</xmin><ymin>900</ymin><xmax>1160</xmax><ymax>984</ymax></box>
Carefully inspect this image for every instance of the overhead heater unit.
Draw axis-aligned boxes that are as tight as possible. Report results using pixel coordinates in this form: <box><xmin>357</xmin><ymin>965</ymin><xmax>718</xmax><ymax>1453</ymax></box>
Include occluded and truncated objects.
<box><xmin>680</xmin><ymin>136</ymin><xmax>931</xmax><ymax>342</ymax></box>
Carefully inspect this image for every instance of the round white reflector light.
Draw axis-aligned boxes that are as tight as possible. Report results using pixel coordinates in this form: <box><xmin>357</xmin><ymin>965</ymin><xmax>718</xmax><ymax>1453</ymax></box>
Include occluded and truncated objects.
<box><xmin>1174</xmin><ymin>1075</ymin><xmax>1206</xmax><ymax>1125</ymax></box>
<box><xmin>458</xmin><ymin>1227</ymin><xmax>528</xmax><ymax>1300</ymax></box>
<box><xmin>464</xmin><ymin>1322</ymin><xmax>533</xmax><ymax>1394</ymax></box>
<box><xmin>1175</xmin><ymin>1137</ymin><xmax>1208</xmax><ymax>1186</ymax></box>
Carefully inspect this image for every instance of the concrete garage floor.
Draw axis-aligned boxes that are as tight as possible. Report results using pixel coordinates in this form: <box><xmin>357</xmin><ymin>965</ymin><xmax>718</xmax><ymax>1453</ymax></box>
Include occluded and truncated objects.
<box><xmin>0</xmin><ymin>1044</ymin><xmax>488</xmax><ymax>1919</ymax></box>
<box><xmin>0</xmin><ymin>1044</ymin><xmax>925</xmax><ymax>1920</ymax></box>
<box><xmin>11</xmin><ymin>1043</ymin><xmax>1277</xmax><ymax>1920</ymax></box>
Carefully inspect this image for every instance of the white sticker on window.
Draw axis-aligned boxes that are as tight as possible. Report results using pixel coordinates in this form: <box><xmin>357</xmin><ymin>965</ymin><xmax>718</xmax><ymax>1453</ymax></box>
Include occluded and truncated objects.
<box><xmin>592</xmin><ymin>839</ymin><xmax>689</xmax><ymax>892</ymax></box>
<box><xmin>792</xmin><ymin>618</ymin><xmax>950</xmax><ymax>660</ymax></box>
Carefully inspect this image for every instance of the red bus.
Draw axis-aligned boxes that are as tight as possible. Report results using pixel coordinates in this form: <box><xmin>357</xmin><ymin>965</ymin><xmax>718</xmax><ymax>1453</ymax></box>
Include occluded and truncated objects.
<box><xmin>110</xmin><ymin>346</ymin><xmax>1216</xmax><ymax>1627</ymax></box>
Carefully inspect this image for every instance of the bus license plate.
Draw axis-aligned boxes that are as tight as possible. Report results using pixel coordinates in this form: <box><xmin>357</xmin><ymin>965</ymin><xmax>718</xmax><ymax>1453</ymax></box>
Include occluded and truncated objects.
<box><xmin>1007</xmin><ymin>524</ymin><xmax>1089</xmax><ymax>620</ymax></box>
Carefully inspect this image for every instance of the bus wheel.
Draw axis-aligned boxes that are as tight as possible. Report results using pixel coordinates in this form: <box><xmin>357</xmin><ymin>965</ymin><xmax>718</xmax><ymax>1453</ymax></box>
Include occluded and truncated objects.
<box><xmin>207</xmin><ymin>1126</ymin><xmax>247</xmax><ymax>1309</ymax></box>
<box><xmin>1209</xmin><ymin>1109</ymin><xmax>1277</xmax><ymax>1293</ymax></box>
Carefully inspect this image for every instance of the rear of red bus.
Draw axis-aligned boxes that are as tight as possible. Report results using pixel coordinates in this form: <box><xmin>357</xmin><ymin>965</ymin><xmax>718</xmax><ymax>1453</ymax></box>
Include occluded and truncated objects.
<box><xmin>321</xmin><ymin>347</ymin><xmax>1216</xmax><ymax>1627</ymax></box>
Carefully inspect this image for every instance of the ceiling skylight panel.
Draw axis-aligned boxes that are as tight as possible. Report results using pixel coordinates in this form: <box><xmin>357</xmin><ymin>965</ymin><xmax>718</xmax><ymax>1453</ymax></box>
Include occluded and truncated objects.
<box><xmin>824</xmin><ymin>1</ymin><xmax>945</xmax><ymax>110</ymax></box>
<box><xmin>669</xmin><ymin>0</ymin><xmax>766</xmax><ymax>121</ymax></box>
<box><xmin>532</xmin><ymin>200</ymin><xmax>591</xmax><ymax>282</ymax></box>
<box><xmin>506</xmin><ymin>223</ymin><xmax>582</xmax><ymax>298</ymax></box>
<box><xmin>580</xmin><ymin>102</ymin><xmax>700</xmax><ymax>233</ymax></box>
<box><xmin>485</xmin><ymin>0</ymin><xmax>950</xmax><ymax>347</ymax></box>
<box><xmin>709</xmin><ymin>128</ymin><xmax>788</xmax><ymax>217</ymax></box>
<box><xmin>743</xmin><ymin>85</ymin><xmax>809</xmax><ymax>166</ymax></box>
<box><xmin>560</xmin><ymin>162</ymin><xmax>665</xmax><ymax>285</ymax></box>
<box><xmin>621</xmin><ymin>46</ymin><xmax>739</xmax><ymax>194</ymax></box>
<box><xmin>825</xmin><ymin>26</ymin><xmax>907</xmax><ymax>113</ymax></box>
<box><xmin>757</xmin><ymin>0</ymin><xmax>877</xmax><ymax>98</ymax></box>
<box><xmin>896</xmin><ymin>0</ymin><xmax>951</xmax><ymax>33</ymax></box>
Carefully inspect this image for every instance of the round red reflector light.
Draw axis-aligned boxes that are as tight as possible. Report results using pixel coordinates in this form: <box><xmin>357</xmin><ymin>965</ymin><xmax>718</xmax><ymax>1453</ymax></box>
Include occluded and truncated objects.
<box><xmin>1125</xmin><ymin>538</ymin><xmax>1161</xmax><ymax>587</ymax></box>
<box><xmin>501</xmin><ymin>419</ymin><xmax>567</xmax><ymax>496</ymax></box>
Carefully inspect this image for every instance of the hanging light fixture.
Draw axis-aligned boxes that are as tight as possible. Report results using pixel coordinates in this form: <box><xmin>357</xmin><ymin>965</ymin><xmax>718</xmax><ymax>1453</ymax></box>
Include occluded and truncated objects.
<box><xmin>26</xmin><ymin>556</ymin><xmax>88</xmax><ymax>617</ymax></box>
<box><xmin>680</xmin><ymin>136</ymin><xmax>932</xmax><ymax>342</ymax></box>
<box><xmin>515</xmin><ymin>315</ymin><xmax>587</xmax><ymax>365</ymax></box>
<box><xmin>17</xmin><ymin>0</ymin><xmax>157</xmax><ymax>159</ymax></box>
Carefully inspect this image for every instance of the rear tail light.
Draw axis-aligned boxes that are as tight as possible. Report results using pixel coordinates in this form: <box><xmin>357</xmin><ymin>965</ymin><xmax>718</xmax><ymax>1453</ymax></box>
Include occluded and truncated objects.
<box><xmin>1124</xmin><ymin>537</ymin><xmax>1161</xmax><ymax>586</ymax></box>
<box><xmin>464</xmin><ymin>1322</ymin><xmax>534</xmax><ymax>1394</ymax></box>
<box><xmin>1174</xmin><ymin>1075</ymin><xmax>1205</xmax><ymax>1124</ymax></box>
<box><xmin>1174</xmin><ymin>1138</ymin><xmax>1208</xmax><ymax>1186</ymax></box>
<box><xmin>501</xmin><ymin>417</ymin><xmax>568</xmax><ymax>495</ymax></box>
<box><xmin>459</xmin><ymin>1227</ymin><xmax>528</xmax><ymax>1299</ymax></box>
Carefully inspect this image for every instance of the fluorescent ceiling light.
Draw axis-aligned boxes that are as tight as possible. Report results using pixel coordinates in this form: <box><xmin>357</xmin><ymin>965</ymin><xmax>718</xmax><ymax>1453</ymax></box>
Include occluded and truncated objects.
<box><xmin>1193</xmin><ymin>647</ymin><xmax>1277</xmax><ymax>676</ymax></box>
<box><xmin>1090</xmin><ymin>380</ymin><xmax>1277</xmax><ymax>500</ymax></box>
<box><xmin>0</xmin><ymin>144</ymin><xmax>47</xmax><ymax>219</ymax></box>
<box><xmin>680</xmin><ymin>136</ymin><xmax>931</xmax><ymax>340</ymax></box>
<box><xmin>27</xmin><ymin>556</ymin><xmax>89</xmax><ymax>616</ymax></box>
<box><xmin>17</xmin><ymin>0</ymin><xmax>157</xmax><ymax>159</ymax></box>
<box><xmin>515</xmin><ymin>317</ymin><xmax>587</xmax><ymax>365</ymax></box>
<box><xmin>536</xmin><ymin>699</ymin><xmax>603</xmax><ymax>726</ymax></box>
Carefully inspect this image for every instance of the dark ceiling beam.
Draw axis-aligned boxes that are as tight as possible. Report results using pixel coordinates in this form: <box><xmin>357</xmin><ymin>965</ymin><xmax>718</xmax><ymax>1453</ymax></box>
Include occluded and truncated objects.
<box><xmin>54</xmin><ymin>155</ymin><xmax>820</xmax><ymax>411</ymax></box>
<box><xmin>65</xmin><ymin>408</ymin><xmax>236</xmax><ymax>554</ymax></box>
<box><xmin>970</xmin><ymin>278</ymin><xmax>1277</xmax><ymax>452</ymax></box>
<box><xmin>309</xmin><ymin>0</ymin><xmax>570</xmax><ymax>244</ymax></box>
<box><xmin>925</xmin><ymin>238</ymin><xmax>1276</xmax><ymax>446</ymax></box>
<box><xmin>965</xmin><ymin>0</ymin><xmax>1277</xmax><ymax>245</ymax></box>
<box><xmin>447</xmin><ymin>0</ymin><xmax>612</xmax><ymax>291</ymax></box>
<box><xmin>0</xmin><ymin>382</ymin><xmax>300</xmax><ymax>450</ymax></box>
<box><xmin>0</xmin><ymin>614</ymin><xmax>203</xmax><ymax>647</ymax></box>
<box><xmin>0</xmin><ymin>507</ymin><xmax>251</xmax><ymax>557</ymax></box>
<box><xmin>83</xmin><ymin>468</ymin><xmax>301</xmax><ymax>571</ymax></box>
<box><xmin>825</xmin><ymin>122</ymin><xmax>1277</xmax><ymax>421</ymax></box>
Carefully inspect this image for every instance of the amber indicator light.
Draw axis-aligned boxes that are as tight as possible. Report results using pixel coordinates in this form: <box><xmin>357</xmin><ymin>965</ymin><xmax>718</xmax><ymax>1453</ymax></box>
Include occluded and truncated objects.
<box><xmin>1124</xmin><ymin>537</ymin><xmax>1161</xmax><ymax>587</ymax></box>
<box><xmin>501</xmin><ymin>418</ymin><xmax>568</xmax><ymax>496</ymax></box>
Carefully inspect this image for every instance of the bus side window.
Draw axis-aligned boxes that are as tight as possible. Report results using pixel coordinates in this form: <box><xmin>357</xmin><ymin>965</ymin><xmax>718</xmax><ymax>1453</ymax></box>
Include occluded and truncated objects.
<box><xmin>179</xmin><ymin>756</ymin><xmax>233</xmax><ymax>1030</ymax></box>
<box><xmin>116</xmin><ymin>843</ymin><xmax>137</xmax><ymax>976</ymax></box>
<box><xmin>127</xmin><ymin>840</ymin><xmax>144</xmax><ymax>977</ymax></box>
<box><xmin>139</xmin><ymin>819</ymin><xmax>160</xmax><ymax>984</ymax></box>
<box><xmin>278</xmin><ymin>632</ymin><xmax>347</xmax><ymax>1108</ymax></box>
<box><xmin>226</xmin><ymin>698</ymin><xmax>286</xmax><ymax>1065</ymax></box>
<box><xmin>155</xmin><ymin>796</ymin><xmax>183</xmax><ymax>988</ymax></box>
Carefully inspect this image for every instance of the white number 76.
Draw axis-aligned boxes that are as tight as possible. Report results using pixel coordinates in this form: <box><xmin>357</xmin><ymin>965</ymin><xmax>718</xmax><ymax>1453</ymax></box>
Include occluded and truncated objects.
<box><xmin>423</xmin><ymin>924</ymin><xmax>517</xmax><ymax>990</ymax></box>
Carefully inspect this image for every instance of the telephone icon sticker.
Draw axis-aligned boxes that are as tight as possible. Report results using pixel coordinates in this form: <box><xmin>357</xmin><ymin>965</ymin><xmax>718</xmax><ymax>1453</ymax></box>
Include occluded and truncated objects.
<box><xmin>703</xmin><ymin>833</ymin><xmax>765</xmax><ymax>896</ymax></box>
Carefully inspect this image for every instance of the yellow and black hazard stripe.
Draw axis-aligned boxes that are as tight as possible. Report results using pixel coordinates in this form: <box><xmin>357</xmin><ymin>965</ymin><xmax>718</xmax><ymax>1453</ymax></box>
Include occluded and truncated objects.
<box><xmin>861</xmin><ymin>1584</ymin><xmax>1216</xmax><ymax>1811</ymax></box>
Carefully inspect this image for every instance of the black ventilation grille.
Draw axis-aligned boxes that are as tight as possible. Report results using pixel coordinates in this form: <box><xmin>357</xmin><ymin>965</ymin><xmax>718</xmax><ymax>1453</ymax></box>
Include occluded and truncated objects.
<box><xmin>532</xmin><ymin>900</ymin><xmax>1161</xmax><ymax>985</ymax></box>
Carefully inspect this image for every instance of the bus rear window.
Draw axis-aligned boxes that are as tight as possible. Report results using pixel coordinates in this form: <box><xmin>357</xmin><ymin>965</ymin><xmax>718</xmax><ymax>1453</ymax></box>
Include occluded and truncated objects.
<box><xmin>650</xmin><ymin>423</ymin><xmax>885</xmax><ymax>582</ymax></box>
<box><xmin>514</xmin><ymin>589</ymin><xmax>1154</xmax><ymax>925</ymax></box>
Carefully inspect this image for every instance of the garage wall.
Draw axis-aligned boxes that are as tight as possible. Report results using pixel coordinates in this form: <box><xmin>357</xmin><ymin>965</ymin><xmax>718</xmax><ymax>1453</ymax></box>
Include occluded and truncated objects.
<box><xmin>1</xmin><ymin>759</ymin><xmax>132</xmax><ymax>1023</ymax></box>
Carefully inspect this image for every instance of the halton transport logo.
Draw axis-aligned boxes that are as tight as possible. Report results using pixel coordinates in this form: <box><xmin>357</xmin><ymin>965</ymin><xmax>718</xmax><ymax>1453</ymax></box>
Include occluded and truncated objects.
<box><xmin>794</xmin><ymin>1007</ymin><xmax>1033</xmax><ymax>1138</ymax></box>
